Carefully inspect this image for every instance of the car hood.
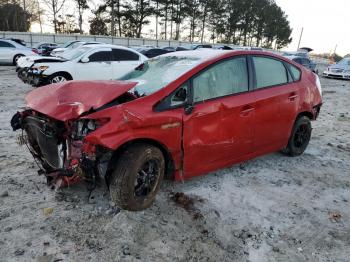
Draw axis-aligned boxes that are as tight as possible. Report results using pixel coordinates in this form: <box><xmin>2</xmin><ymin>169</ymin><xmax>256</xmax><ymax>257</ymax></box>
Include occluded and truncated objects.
<box><xmin>25</xmin><ymin>80</ymin><xmax>137</xmax><ymax>121</ymax></box>
<box><xmin>17</xmin><ymin>55</ymin><xmax>66</xmax><ymax>68</ymax></box>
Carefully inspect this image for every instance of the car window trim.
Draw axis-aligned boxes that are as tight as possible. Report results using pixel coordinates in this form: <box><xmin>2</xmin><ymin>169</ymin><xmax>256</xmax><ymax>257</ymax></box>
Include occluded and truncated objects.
<box><xmin>250</xmin><ymin>54</ymin><xmax>297</xmax><ymax>91</ymax></box>
<box><xmin>284</xmin><ymin>61</ymin><xmax>302</xmax><ymax>83</ymax></box>
<box><xmin>154</xmin><ymin>55</ymin><xmax>251</xmax><ymax>112</ymax></box>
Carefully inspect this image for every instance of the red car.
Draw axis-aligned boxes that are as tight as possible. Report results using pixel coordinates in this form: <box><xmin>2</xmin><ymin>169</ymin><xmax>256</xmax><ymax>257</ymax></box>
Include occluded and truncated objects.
<box><xmin>11</xmin><ymin>50</ymin><xmax>322</xmax><ymax>211</ymax></box>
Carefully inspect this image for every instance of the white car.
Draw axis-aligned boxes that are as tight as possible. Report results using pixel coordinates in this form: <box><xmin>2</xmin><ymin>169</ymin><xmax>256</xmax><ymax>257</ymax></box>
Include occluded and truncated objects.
<box><xmin>323</xmin><ymin>58</ymin><xmax>350</xmax><ymax>80</ymax></box>
<box><xmin>19</xmin><ymin>44</ymin><xmax>148</xmax><ymax>87</ymax></box>
<box><xmin>51</xmin><ymin>41</ymin><xmax>102</xmax><ymax>56</ymax></box>
<box><xmin>0</xmin><ymin>39</ymin><xmax>37</xmax><ymax>65</ymax></box>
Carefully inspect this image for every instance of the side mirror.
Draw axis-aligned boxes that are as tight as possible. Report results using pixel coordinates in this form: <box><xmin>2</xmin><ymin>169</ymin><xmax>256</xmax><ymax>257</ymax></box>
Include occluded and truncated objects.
<box><xmin>81</xmin><ymin>57</ymin><xmax>89</xmax><ymax>63</ymax></box>
<box><xmin>184</xmin><ymin>104</ymin><xmax>194</xmax><ymax>115</ymax></box>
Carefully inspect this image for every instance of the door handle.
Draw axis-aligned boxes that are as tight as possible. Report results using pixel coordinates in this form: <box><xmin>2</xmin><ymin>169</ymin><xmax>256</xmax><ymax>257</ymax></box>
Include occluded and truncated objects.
<box><xmin>288</xmin><ymin>93</ymin><xmax>298</xmax><ymax>101</ymax></box>
<box><xmin>240</xmin><ymin>106</ymin><xmax>255</xmax><ymax>116</ymax></box>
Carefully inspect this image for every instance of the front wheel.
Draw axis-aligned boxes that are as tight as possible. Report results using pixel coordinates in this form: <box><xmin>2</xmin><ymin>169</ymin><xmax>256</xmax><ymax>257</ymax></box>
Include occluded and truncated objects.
<box><xmin>49</xmin><ymin>74</ymin><xmax>68</xmax><ymax>83</ymax></box>
<box><xmin>108</xmin><ymin>144</ymin><xmax>165</xmax><ymax>211</ymax></box>
<box><xmin>283</xmin><ymin>116</ymin><xmax>312</xmax><ymax>157</ymax></box>
<box><xmin>13</xmin><ymin>54</ymin><xmax>24</xmax><ymax>65</ymax></box>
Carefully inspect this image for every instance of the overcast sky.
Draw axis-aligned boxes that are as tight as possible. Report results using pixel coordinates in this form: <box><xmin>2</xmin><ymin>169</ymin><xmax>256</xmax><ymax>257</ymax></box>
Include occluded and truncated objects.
<box><xmin>32</xmin><ymin>0</ymin><xmax>349</xmax><ymax>55</ymax></box>
<box><xmin>275</xmin><ymin>0</ymin><xmax>349</xmax><ymax>55</ymax></box>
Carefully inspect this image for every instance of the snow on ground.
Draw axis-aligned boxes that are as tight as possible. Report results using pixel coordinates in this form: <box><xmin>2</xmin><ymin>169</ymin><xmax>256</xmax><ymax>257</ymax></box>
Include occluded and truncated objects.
<box><xmin>0</xmin><ymin>65</ymin><xmax>349</xmax><ymax>262</ymax></box>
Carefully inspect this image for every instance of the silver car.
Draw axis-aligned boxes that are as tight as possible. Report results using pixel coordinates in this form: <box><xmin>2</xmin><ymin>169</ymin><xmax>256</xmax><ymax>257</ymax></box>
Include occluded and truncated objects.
<box><xmin>0</xmin><ymin>39</ymin><xmax>37</xmax><ymax>65</ymax></box>
<box><xmin>323</xmin><ymin>58</ymin><xmax>350</xmax><ymax>80</ymax></box>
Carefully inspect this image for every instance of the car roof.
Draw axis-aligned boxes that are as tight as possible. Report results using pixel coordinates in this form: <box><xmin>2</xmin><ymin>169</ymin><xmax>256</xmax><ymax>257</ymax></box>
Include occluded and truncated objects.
<box><xmin>159</xmin><ymin>49</ymin><xmax>235</xmax><ymax>61</ymax></box>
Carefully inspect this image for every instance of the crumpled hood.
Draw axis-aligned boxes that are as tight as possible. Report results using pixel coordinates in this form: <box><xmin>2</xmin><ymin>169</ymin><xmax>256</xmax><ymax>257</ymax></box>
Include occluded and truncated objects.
<box><xmin>25</xmin><ymin>80</ymin><xmax>137</xmax><ymax>121</ymax></box>
<box><xmin>17</xmin><ymin>55</ymin><xmax>66</xmax><ymax>68</ymax></box>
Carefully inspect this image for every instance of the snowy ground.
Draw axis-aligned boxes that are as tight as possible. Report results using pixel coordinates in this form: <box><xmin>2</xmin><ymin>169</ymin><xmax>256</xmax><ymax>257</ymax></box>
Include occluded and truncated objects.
<box><xmin>0</xmin><ymin>65</ymin><xmax>349</xmax><ymax>262</ymax></box>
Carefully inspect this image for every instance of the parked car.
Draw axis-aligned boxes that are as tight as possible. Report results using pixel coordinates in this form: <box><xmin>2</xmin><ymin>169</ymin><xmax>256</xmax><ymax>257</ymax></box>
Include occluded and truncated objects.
<box><xmin>50</xmin><ymin>40</ymin><xmax>82</xmax><ymax>56</ymax></box>
<box><xmin>213</xmin><ymin>45</ymin><xmax>233</xmax><ymax>50</ymax></box>
<box><xmin>7</xmin><ymin>38</ymin><xmax>26</xmax><ymax>46</ymax></box>
<box><xmin>183</xmin><ymin>44</ymin><xmax>213</xmax><ymax>50</ymax></box>
<box><xmin>0</xmin><ymin>39</ymin><xmax>37</xmax><ymax>65</ymax></box>
<box><xmin>162</xmin><ymin>46</ymin><xmax>189</xmax><ymax>52</ymax></box>
<box><xmin>11</xmin><ymin>50</ymin><xmax>322</xmax><ymax>211</ymax></box>
<box><xmin>32</xmin><ymin>42</ymin><xmax>58</xmax><ymax>56</ymax></box>
<box><xmin>323</xmin><ymin>58</ymin><xmax>350</xmax><ymax>80</ymax></box>
<box><xmin>17</xmin><ymin>44</ymin><xmax>147</xmax><ymax>87</ymax></box>
<box><xmin>284</xmin><ymin>55</ymin><xmax>318</xmax><ymax>73</ymax></box>
<box><xmin>139</xmin><ymin>48</ymin><xmax>171</xmax><ymax>58</ymax></box>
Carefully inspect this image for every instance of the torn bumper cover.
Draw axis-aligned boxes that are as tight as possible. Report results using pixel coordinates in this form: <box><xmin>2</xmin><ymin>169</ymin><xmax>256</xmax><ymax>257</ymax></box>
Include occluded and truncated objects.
<box><xmin>11</xmin><ymin>111</ymin><xmax>111</xmax><ymax>189</ymax></box>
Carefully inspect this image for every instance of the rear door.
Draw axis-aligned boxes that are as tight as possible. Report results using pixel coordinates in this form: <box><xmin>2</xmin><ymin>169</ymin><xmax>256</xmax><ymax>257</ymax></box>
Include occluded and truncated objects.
<box><xmin>0</xmin><ymin>40</ymin><xmax>15</xmax><ymax>63</ymax></box>
<box><xmin>111</xmin><ymin>48</ymin><xmax>142</xmax><ymax>78</ymax></box>
<box><xmin>75</xmin><ymin>48</ymin><xmax>113</xmax><ymax>80</ymax></box>
<box><xmin>251</xmin><ymin>56</ymin><xmax>299</xmax><ymax>153</ymax></box>
<box><xmin>183</xmin><ymin>56</ymin><xmax>255</xmax><ymax>177</ymax></box>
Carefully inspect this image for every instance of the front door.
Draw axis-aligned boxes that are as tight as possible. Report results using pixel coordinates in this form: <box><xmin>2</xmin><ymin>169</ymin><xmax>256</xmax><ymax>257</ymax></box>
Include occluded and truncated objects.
<box><xmin>183</xmin><ymin>56</ymin><xmax>255</xmax><ymax>178</ymax></box>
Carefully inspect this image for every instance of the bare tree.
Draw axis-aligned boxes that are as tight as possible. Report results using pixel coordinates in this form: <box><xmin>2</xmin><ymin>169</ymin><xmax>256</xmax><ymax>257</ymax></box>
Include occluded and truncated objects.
<box><xmin>41</xmin><ymin>0</ymin><xmax>66</xmax><ymax>33</ymax></box>
<box><xmin>72</xmin><ymin>0</ymin><xmax>88</xmax><ymax>34</ymax></box>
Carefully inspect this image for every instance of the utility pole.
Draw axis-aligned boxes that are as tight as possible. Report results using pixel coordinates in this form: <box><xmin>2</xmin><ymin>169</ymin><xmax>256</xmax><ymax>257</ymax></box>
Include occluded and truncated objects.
<box><xmin>297</xmin><ymin>27</ymin><xmax>303</xmax><ymax>50</ymax></box>
<box><xmin>333</xmin><ymin>44</ymin><xmax>338</xmax><ymax>54</ymax></box>
<box><xmin>111</xmin><ymin>0</ymin><xmax>115</xmax><ymax>36</ymax></box>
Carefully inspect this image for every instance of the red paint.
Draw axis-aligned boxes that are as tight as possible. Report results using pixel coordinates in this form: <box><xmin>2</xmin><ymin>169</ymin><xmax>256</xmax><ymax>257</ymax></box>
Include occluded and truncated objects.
<box><xmin>26</xmin><ymin>80</ymin><xmax>137</xmax><ymax>121</ymax></box>
<box><xmin>24</xmin><ymin>51</ymin><xmax>322</xmax><ymax>181</ymax></box>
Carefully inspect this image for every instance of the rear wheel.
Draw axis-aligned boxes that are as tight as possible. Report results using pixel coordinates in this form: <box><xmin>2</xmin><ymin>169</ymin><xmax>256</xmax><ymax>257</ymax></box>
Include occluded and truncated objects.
<box><xmin>283</xmin><ymin>116</ymin><xmax>312</xmax><ymax>156</ymax></box>
<box><xmin>109</xmin><ymin>144</ymin><xmax>165</xmax><ymax>211</ymax></box>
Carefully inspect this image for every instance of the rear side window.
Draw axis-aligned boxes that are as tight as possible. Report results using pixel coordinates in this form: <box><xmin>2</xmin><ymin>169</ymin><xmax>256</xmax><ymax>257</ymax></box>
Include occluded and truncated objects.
<box><xmin>253</xmin><ymin>56</ymin><xmax>288</xmax><ymax>89</ymax></box>
<box><xmin>0</xmin><ymin>41</ymin><xmax>14</xmax><ymax>48</ymax></box>
<box><xmin>89</xmin><ymin>51</ymin><xmax>112</xmax><ymax>62</ymax></box>
<box><xmin>193</xmin><ymin>56</ymin><xmax>248</xmax><ymax>102</ymax></box>
<box><xmin>112</xmin><ymin>49</ymin><xmax>139</xmax><ymax>61</ymax></box>
<box><xmin>287</xmin><ymin>63</ymin><xmax>301</xmax><ymax>81</ymax></box>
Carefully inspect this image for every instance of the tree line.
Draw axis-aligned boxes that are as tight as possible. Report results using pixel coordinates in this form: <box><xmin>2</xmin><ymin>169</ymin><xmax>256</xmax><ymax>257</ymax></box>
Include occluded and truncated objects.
<box><xmin>0</xmin><ymin>0</ymin><xmax>292</xmax><ymax>49</ymax></box>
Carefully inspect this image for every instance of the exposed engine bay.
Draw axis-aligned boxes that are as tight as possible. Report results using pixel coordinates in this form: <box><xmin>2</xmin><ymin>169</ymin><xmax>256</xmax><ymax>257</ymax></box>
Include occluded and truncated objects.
<box><xmin>11</xmin><ymin>110</ymin><xmax>113</xmax><ymax>191</ymax></box>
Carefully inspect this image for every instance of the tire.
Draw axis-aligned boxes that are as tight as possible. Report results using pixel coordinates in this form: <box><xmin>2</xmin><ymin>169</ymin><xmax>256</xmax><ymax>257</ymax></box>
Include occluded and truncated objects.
<box><xmin>283</xmin><ymin>116</ymin><xmax>312</xmax><ymax>157</ymax></box>
<box><xmin>13</xmin><ymin>54</ymin><xmax>24</xmax><ymax>66</ymax></box>
<box><xmin>49</xmin><ymin>74</ymin><xmax>69</xmax><ymax>84</ymax></box>
<box><xmin>109</xmin><ymin>144</ymin><xmax>165</xmax><ymax>211</ymax></box>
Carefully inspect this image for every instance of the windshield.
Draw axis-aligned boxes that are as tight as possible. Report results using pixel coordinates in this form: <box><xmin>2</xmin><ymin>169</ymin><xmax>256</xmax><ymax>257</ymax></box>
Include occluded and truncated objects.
<box><xmin>337</xmin><ymin>58</ymin><xmax>350</xmax><ymax>65</ymax></box>
<box><xmin>119</xmin><ymin>56</ymin><xmax>201</xmax><ymax>96</ymax></box>
<box><xmin>60</xmin><ymin>46</ymin><xmax>93</xmax><ymax>60</ymax></box>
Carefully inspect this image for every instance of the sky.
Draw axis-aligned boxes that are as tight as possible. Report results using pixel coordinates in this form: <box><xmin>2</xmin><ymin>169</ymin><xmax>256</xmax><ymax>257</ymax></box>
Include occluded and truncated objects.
<box><xmin>31</xmin><ymin>0</ymin><xmax>350</xmax><ymax>56</ymax></box>
<box><xmin>275</xmin><ymin>0</ymin><xmax>349</xmax><ymax>55</ymax></box>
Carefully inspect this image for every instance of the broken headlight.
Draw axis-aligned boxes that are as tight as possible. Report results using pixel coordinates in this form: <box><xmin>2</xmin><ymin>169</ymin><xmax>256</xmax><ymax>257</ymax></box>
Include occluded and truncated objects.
<box><xmin>73</xmin><ymin>119</ymin><xmax>109</xmax><ymax>139</ymax></box>
<box><xmin>32</xmin><ymin>65</ymin><xmax>49</xmax><ymax>72</ymax></box>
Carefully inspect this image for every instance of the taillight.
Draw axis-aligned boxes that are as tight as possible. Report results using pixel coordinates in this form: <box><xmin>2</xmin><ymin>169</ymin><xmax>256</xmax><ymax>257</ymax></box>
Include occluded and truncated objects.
<box><xmin>315</xmin><ymin>74</ymin><xmax>322</xmax><ymax>97</ymax></box>
<box><xmin>32</xmin><ymin>48</ymin><xmax>38</xmax><ymax>54</ymax></box>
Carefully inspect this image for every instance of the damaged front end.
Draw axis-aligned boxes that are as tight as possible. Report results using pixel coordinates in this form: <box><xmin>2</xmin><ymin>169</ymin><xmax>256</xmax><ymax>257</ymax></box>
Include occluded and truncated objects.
<box><xmin>10</xmin><ymin>80</ymin><xmax>139</xmax><ymax>190</ymax></box>
<box><xmin>11</xmin><ymin>110</ymin><xmax>112</xmax><ymax>190</ymax></box>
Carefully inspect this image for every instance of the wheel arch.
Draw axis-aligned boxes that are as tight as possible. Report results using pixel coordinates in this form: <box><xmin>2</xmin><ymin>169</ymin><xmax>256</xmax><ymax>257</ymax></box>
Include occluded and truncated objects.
<box><xmin>296</xmin><ymin>111</ymin><xmax>313</xmax><ymax>121</ymax></box>
<box><xmin>49</xmin><ymin>71</ymin><xmax>73</xmax><ymax>80</ymax></box>
<box><xmin>13</xmin><ymin>53</ymin><xmax>25</xmax><ymax>65</ymax></box>
<box><xmin>105</xmin><ymin>138</ymin><xmax>176</xmax><ymax>182</ymax></box>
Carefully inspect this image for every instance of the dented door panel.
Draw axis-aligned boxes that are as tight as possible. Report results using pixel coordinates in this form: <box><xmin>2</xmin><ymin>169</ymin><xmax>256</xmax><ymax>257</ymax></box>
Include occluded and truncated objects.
<box><xmin>183</xmin><ymin>92</ymin><xmax>255</xmax><ymax>178</ymax></box>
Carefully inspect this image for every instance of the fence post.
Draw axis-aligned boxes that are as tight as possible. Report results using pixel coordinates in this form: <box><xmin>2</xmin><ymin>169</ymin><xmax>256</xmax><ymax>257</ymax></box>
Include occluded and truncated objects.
<box><xmin>2</xmin><ymin>31</ymin><xmax>5</xmax><ymax>38</ymax></box>
<box><xmin>127</xmin><ymin>37</ymin><xmax>130</xmax><ymax>47</ymax></box>
<box><xmin>53</xmin><ymin>34</ymin><xmax>56</xmax><ymax>43</ymax></box>
<box><xmin>30</xmin><ymin>33</ymin><xmax>33</xmax><ymax>47</ymax></box>
<box><xmin>142</xmin><ymin>38</ymin><xmax>145</xmax><ymax>45</ymax></box>
<box><xmin>112</xmin><ymin>36</ymin><xmax>114</xmax><ymax>44</ymax></box>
